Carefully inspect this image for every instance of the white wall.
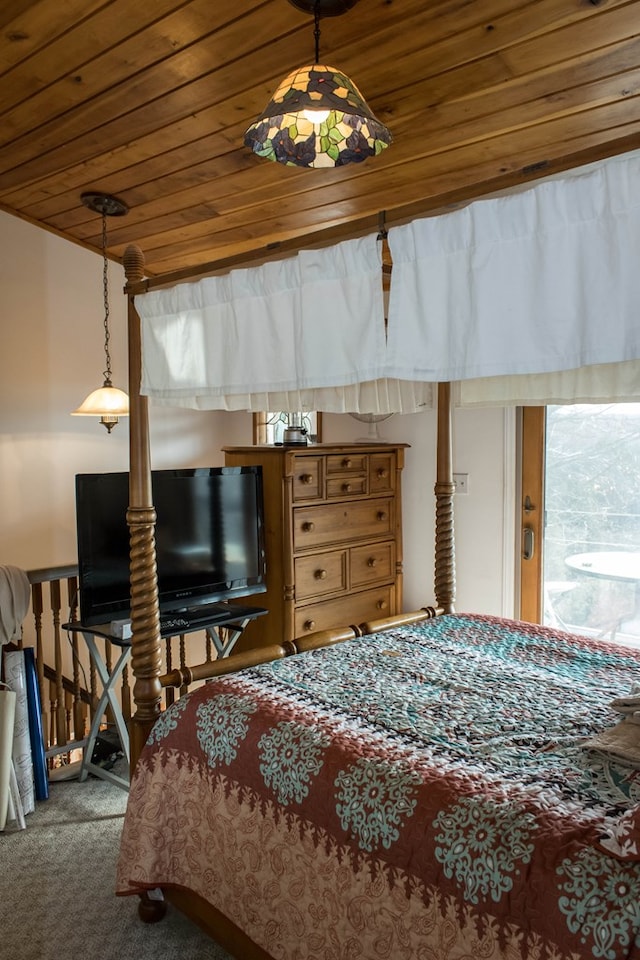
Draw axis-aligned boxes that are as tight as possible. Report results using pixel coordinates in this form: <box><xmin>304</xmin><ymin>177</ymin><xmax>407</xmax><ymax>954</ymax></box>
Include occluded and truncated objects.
<box><xmin>0</xmin><ymin>211</ymin><xmax>514</xmax><ymax>615</ymax></box>
<box><xmin>0</xmin><ymin>211</ymin><xmax>251</xmax><ymax>569</ymax></box>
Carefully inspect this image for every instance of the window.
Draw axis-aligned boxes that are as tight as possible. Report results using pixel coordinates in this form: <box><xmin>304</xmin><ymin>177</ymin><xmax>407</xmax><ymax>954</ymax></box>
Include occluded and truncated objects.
<box><xmin>252</xmin><ymin>412</ymin><xmax>322</xmax><ymax>445</ymax></box>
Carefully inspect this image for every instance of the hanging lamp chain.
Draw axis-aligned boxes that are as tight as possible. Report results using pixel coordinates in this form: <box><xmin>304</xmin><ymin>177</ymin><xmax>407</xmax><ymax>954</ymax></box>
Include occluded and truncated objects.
<box><xmin>313</xmin><ymin>0</ymin><xmax>321</xmax><ymax>63</ymax></box>
<box><xmin>101</xmin><ymin>210</ymin><xmax>113</xmax><ymax>387</ymax></box>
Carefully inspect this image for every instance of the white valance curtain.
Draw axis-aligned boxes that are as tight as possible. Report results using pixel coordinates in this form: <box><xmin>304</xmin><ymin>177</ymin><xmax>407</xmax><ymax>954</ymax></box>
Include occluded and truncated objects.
<box><xmin>456</xmin><ymin>359</ymin><xmax>640</xmax><ymax>407</ymax></box>
<box><xmin>138</xmin><ymin>149</ymin><xmax>640</xmax><ymax>412</ymax></box>
<box><xmin>386</xmin><ymin>149</ymin><xmax>640</xmax><ymax>384</ymax></box>
<box><xmin>138</xmin><ymin>234</ymin><xmax>432</xmax><ymax>414</ymax></box>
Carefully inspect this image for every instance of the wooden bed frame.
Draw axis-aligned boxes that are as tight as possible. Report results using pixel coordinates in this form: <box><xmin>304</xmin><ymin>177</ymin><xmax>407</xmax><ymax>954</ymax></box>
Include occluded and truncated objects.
<box><xmin>120</xmin><ymin>244</ymin><xmax>457</xmax><ymax>955</ymax></box>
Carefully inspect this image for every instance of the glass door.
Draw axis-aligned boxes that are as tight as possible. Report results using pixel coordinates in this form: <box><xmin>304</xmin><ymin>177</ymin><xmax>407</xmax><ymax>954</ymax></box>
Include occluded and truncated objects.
<box><xmin>521</xmin><ymin>404</ymin><xmax>640</xmax><ymax>646</ymax></box>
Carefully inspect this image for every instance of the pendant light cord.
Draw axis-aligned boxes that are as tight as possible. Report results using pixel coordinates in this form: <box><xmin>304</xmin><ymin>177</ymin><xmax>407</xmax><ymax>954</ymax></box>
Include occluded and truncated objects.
<box><xmin>101</xmin><ymin>211</ymin><xmax>113</xmax><ymax>387</ymax></box>
<box><xmin>313</xmin><ymin>0</ymin><xmax>321</xmax><ymax>63</ymax></box>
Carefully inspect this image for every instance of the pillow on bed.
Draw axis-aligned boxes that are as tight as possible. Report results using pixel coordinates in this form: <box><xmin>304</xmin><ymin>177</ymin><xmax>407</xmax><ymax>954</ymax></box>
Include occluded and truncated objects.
<box><xmin>584</xmin><ymin>717</ymin><xmax>640</xmax><ymax>768</ymax></box>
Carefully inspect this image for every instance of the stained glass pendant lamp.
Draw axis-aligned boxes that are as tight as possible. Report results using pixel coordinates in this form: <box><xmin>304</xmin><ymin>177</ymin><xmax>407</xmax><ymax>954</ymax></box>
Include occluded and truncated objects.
<box><xmin>244</xmin><ymin>0</ymin><xmax>392</xmax><ymax>168</ymax></box>
<box><xmin>71</xmin><ymin>192</ymin><xmax>129</xmax><ymax>433</ymax></box>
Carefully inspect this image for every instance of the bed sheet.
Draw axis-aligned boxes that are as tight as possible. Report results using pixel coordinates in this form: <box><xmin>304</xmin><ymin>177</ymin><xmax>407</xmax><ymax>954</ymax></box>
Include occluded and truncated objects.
<box><xmin>117</xmin><ymin>614</ymin><xmax>640</xmax><ymax>960</ymax></box>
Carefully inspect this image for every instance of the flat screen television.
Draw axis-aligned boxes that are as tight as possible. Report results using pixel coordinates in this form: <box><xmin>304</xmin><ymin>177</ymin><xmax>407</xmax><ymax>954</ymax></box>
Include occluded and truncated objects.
<box><xmin>75</xmin><ymin>466</ymin><xmax>266</xmax><ymax>627</ymax></box>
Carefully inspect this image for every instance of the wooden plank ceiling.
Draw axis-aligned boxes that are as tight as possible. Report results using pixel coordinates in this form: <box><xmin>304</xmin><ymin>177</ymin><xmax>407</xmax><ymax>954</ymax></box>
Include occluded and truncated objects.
<box><xmin>1</xmin><ymin>0</ymin><xmax>640</xmax><ymax>280</ymax></box>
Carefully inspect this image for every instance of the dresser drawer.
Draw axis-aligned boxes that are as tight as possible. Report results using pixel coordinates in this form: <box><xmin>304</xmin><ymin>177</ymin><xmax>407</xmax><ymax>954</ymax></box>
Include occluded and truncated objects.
<box><xmin>293</xmin><ymin>497</ymin><xmax>393</xmax><ymax>550</ymax></box>
<box><xmin>369</xmin><ymin>453</ymin><xmax>396</xmax><ymax>494</ymax></box>
<box><xmin>292</xmin><ymin>457</ymin><xmax>322</xmax><ymax>501</ymax></box>
<box><xmin>350</xmin><ymin>541</ymin><xmax>394</xmax><ymax>587</ymax></box>
<box><xmin>326</xmin><ymin>453</ymin><xmax>367</xmax><ymax>476</ymax></box>
<box><xmin>295</xmin><ymin>584</ymin><xmax>395</xmax><ymax>635</ymax></box>
<box><xmin>327</xmin><ymin>475</ymin><xmax>367</xmax><ymax>499</ymax></box>
<box><xmin>295</xmin><ymin>549</ymin><xmax>347</xmax><ymax>600</ymax></box>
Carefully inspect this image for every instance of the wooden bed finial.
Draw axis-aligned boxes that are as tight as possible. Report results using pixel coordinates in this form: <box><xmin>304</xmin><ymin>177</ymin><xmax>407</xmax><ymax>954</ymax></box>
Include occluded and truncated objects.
<box><xmin>123</xmin><ymin>244</ymin><xmax>145</xmax><ymax>280</ymax></box>
<box><xmin>123</xmin><ymin>244</ymin><xmax>164</xmax><ymax>772</ymax></box>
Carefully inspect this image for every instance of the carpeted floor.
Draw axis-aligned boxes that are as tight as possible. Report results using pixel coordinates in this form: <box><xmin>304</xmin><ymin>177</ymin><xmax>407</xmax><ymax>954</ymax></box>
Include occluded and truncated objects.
<box><xmin>0</xmin><ymin>763</ymin><xmax>233</xmax><ymax>960</ymax></box>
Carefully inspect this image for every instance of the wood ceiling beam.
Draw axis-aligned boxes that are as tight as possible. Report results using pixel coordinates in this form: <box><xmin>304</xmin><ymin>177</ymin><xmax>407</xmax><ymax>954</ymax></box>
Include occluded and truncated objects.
<box><xmin>125</xmin><ymin>128</ymin><xmax>640</xmax><ymax>288</ymax></box>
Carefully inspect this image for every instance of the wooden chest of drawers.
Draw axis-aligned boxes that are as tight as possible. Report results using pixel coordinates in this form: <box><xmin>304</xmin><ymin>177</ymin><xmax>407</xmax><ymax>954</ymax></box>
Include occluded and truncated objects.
<box><xmin>223</xmin><ymin>443</ymin><xmax>407</xmax><ymax>652</ymax></box>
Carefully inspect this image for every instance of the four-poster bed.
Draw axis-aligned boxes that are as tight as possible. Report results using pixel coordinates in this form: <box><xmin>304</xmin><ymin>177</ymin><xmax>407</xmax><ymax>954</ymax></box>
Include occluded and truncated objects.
<box><xmin>115</xmin><ymin>153</ymin><xmax>640</xmax><ymax>958</ymax></box>
<box><xmin>119</xmin><ymin>237</ymin><xmax>460</xmax><ymax>771</ymax></box>
<box><xmin>117</xmin><ymin>243</ymin><xmax>461</xmax><ymax>958</ymax></box>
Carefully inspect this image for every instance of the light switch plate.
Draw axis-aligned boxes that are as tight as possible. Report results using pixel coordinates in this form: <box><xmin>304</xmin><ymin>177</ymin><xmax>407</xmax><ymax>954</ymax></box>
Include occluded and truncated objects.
<box><xmin>453</xmin><ymin>473</ymin><xmax>469</xmax><ymax>494</ymax></box>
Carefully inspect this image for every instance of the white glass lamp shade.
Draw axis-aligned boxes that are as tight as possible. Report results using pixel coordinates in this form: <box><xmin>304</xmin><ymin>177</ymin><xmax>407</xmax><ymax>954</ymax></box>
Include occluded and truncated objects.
<box><xmin>72</xmin><ymin>383</ymin><xmax>129</xmax><ymax>432</ymax></box>
<box><xmin>244</xmin><ymin>64</ymin><xmax>392</xmax><ymax>168</ymax></box>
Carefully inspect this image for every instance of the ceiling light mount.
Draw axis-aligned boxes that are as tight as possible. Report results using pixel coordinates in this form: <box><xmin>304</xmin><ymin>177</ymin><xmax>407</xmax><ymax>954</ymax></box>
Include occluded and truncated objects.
<box><xmin>245</xmin><ymin>0</ymin><xmax>391</xmax><ymax>169</ymax></box>
<box><xmin>80</xmin><ymin>191</ymin><xmax>129</xmax><ymax>218</ymax></box>
<box><xmin>287</xmin><ymin>0</ymin><xmax>359</xmax><ymax>15</ymax></box>
<box><xmin>72</xmin><ymin>191</ymin><xmax>129</xmax><ymax>432</ymax></box>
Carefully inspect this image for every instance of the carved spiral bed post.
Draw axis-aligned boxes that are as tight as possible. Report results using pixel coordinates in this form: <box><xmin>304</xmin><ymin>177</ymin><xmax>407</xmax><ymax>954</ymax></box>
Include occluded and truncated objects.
<box><xmin>434</xmin><ymin>382</ymin><xmax>456</xmax><ymax>613</ymax></box>
<box><xmin>123</xmin><ymin>245</ymin><xmax>163</xmax><ymax>775</ymax></box>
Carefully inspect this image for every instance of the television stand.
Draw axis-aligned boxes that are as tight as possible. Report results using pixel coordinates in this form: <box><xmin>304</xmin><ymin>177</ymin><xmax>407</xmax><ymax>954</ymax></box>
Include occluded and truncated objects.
<box><xmin>63</xmin><ymin>603</ymin><xmax>267</xmax><ymax>790</ymax></box>
<box><xmin>158</xmin><ymin>601</ymin><xmax>268</xmax><ymax>643</ymax></box>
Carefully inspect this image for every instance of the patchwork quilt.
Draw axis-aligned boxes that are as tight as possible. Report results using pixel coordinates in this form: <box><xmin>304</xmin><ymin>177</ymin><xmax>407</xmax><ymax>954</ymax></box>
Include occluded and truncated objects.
<box><xmin>116</xmin><ymin>614</ymin><xmax>640</xmax><ymax>959</ymax></box>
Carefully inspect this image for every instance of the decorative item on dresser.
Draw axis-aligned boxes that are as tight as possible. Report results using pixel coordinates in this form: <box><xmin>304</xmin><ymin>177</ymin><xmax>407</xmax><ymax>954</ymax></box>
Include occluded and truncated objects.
<box><xmin>223</xmin><ymin>443</ymin><xmax>407</xmax><ymax>653</ymax></box>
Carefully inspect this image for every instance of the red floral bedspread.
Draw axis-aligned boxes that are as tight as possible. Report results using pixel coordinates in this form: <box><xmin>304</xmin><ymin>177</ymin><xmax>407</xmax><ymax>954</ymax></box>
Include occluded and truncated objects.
<box><xmin>116</xmin><ymin>614</ymin><xmax>640</xmax><ymax>959</ymax></box>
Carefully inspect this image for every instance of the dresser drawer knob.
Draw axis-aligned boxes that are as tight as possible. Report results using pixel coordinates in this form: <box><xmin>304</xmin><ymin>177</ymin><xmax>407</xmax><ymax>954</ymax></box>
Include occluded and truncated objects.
<box><xmin>377</xmin><ymin>511</ymin><xmax>387</xmax><ymax>521</ymax></box>
<box><xmin>304</xmin><ymin>619</ymin><xmax>316</xmax><ymax>631</ymax></box>
<box><xmin>302</xmin><ymin>521</ymin><xmax>315</xmax><ymax>532</ymax></box>
<box><xmin>301</xmin><ymin>473</ymin><xmax>314</xmax><ymax>484</ymax></box>
<box><xmin>314</xmin><ymin>569</ymin><xmax>328</xmax><ymax>580</ymax></box>
<box><xmin>342</xmin><ymin>482</ymin><xmax>352</xmax><ymax>493</ymax></box>
<box><xmin>342</xmin><ymin>457</ymin><xmax>352</xmax><ymax>468</ymax></box>
<box><xmin>377</xmin><ymin>468</ymin><xmax>388</xmax><ymax>479</ymax></box>
<box><xmin>376</xmin><ymin>599</ymin><xmax>388</xmax><ymax>610</ymax></box>
<box><xmin>367</xmin><ymin>557</ymin><xmax>377</xmax><ymax>568</ymax></box>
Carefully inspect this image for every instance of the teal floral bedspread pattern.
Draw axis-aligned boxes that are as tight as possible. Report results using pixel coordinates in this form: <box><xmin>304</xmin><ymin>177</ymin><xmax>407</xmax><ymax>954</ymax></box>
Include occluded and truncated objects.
<box><xmin>117</xmin><ymin>614</ymin><xmax>640</xmax><ymax>960</ymax></box>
